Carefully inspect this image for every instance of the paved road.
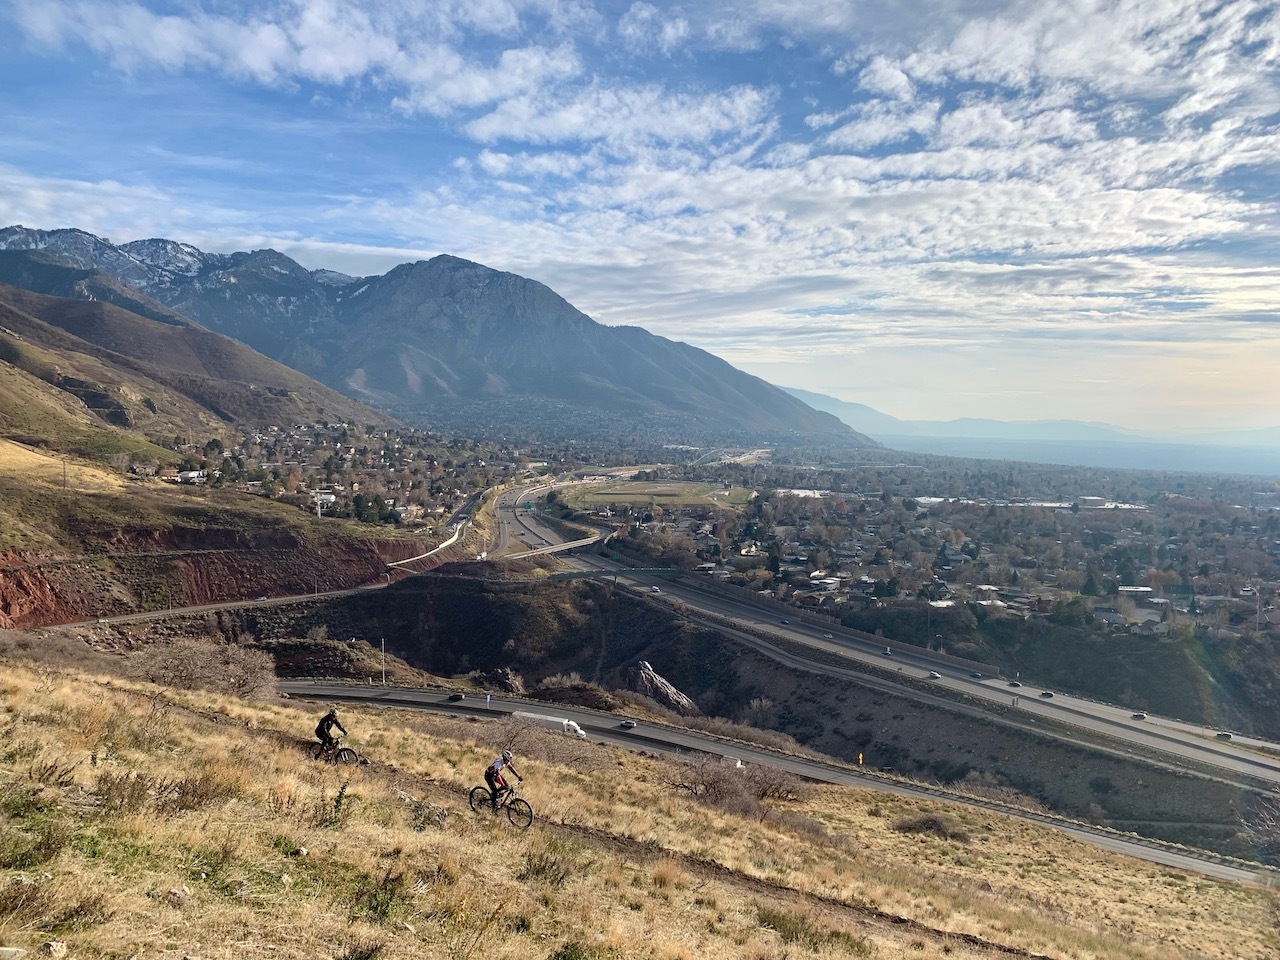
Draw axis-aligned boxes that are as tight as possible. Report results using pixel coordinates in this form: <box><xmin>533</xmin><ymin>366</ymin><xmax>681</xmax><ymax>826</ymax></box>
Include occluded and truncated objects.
<box><xmin>280</xmin><ymin>680</ymin><xmax>1270</xmax><ymax>885</ymax></box>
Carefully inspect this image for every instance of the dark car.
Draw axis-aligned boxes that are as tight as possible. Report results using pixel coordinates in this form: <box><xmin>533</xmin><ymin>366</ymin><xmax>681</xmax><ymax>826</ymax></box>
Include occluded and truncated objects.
<box><xmin>447</xmin><ymin>692</ymin><xmax>465</xmax><ymax>701</ymax></box>
<box><xmin>779</xmin><ymin>618</ymin><xmax>790</xmax><ymax>624</ymax></box>
<box><xmin>969</xmin><ymin>671</ymin><xmax>983</xmax><ymax>679</ymax></box>
<box><xmin>1040</xmin><ymin>691</ymin><xmax>1054</xmax><ymax>698</ymax></box>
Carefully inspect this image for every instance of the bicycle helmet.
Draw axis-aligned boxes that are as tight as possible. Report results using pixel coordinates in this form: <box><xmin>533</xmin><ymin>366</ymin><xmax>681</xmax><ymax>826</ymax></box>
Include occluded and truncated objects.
<box><xmin>502</xmin><ymin>749</ymin><xmax>513</xmax><ymax>762</ymax></box>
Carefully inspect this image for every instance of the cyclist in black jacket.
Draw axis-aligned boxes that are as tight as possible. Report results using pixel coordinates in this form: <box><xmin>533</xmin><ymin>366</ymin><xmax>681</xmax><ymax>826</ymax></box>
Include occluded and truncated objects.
<box><xmin>315</xmin><ymin>707</ymin><xmax>348</xmax><ymax>752</ymax></box>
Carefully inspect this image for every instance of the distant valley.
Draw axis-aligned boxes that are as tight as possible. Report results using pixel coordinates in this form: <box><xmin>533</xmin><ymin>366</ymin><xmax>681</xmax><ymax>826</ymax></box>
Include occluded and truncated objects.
<box><xmin>787</xmin><ymin>387</ymin><xmax>1280</xmax><ymax>475</ymax></box>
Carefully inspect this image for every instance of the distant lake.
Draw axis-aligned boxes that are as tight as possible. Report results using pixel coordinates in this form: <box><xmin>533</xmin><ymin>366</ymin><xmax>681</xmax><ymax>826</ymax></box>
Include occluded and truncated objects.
<box><xmin>874</xmin><ymin>435</ymin><xmax>1280</xmax><ymax>477</ymax></box>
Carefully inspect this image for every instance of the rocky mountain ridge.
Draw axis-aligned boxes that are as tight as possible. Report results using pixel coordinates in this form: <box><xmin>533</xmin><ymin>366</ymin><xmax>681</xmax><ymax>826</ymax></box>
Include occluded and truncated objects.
<box><xmin>0</xmin><ymin>226</ymin><xmax>874</xmax><ymax>444</ymax></box>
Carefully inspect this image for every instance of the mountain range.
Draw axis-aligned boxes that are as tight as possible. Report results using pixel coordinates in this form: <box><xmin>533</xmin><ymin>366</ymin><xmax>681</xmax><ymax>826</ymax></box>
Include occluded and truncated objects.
<box><xmin>0</xmin><ymin>226</ymin><xmax>870</xmax><ymax>445</ymax></box>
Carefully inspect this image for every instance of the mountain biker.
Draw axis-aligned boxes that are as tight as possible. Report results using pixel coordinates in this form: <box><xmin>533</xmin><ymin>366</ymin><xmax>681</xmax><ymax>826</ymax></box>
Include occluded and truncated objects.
<box><xmin>485</xmin><ymin>749</ymin><xmax>522</xmax><ymax>806</ymax></box>
<box><xmin>315</xmin><ymin>707</ymin><xmax>348</xmax><ymax>753</ymax></box>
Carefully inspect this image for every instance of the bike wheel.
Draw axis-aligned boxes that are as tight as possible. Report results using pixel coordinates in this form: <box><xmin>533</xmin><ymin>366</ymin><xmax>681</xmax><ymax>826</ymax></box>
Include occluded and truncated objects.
<box><xmin>468</xmin><ymin>786</ymin><xmax>492</xmax><ymax>814</ymax></box>
<box><xmin>308</xmin><ymin>743</ymin><xmax>324</xmax><ymax>761</ymax></box>
<box><xmin>507</xmin><ymin>798</ymin><xmax>533</xmax><ymax>829</ymax></box>
<box><xmin>335</xmin><ymin>747</ymin><xmax>358</xmax><ymax>765</ymax></box>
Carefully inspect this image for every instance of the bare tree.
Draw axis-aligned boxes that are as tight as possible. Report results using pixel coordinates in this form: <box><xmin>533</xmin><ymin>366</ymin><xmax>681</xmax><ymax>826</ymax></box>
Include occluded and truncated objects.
<box><xmin>1244</xmin><ymin>791</ymin><xmax>1280</xmax><ymax>865</ymax></box>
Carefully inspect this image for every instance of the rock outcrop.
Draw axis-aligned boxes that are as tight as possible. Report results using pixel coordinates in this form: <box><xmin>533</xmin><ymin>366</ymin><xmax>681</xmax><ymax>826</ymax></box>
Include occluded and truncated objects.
<box><xmin>625</xmin><ymin>660</ymin><xmax>699</xmax><ymax>715</ymax></box>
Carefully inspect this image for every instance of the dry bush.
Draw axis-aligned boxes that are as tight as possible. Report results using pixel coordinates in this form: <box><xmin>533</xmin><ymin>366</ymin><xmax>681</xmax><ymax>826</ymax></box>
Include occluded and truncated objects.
<box><xmin>93</xmin><ymin>770</ymin><xmax>155</xmax><ymax>817</ymax></box>
<box><xmin>756</xmin><ymin>902</ymin><xmax>872</xmax><ymax>955</ymax></box>
<box><xmin>742</xmin><ymin>764</ymin><xmax>810</xmax><ymax>802</ymax></box>
<box><xmin>490</xmin><ymin>715</ymin><xmax>602</xmax><ymax>770</ymax></box>
<box><xmin>0</xmin><ymin>875</ymin><xmax>112</xmax><ymax>934</ymax></box>
<box><xmin>517</xmin><ymin>842</ymin><xmax>573</xmax><ymax>887</ymax></box>
<box><xmin>957</xmin><ymin>770</ymin><xmax>1051</xmax><ymax>814</ymax></box>
<box><xmin>0</xmin><ymin>818</ymin><xmax>74</xmax><ymax>869</ymax></box>
<box><xmin>665</xmin><ymin>754</ymin><xmax>812</xmax><ymax>818</ymax></box>
<box><xmin>892</xmin><ymin>813</ymin><xmax>970</xmax><ymax>841</ymax></box>
<box><xmin>134</xmin><ymin>636</ymin><xmax>275</xmax><ymax>698</ymax></box>
<box><xmin>665</xmin><ymin>754</ymin><xmax>765</xmax><ymax>818</ymax></box>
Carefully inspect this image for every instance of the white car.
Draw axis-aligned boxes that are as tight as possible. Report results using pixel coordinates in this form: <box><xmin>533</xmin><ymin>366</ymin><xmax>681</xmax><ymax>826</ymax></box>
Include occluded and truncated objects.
<box><xmin>928</xmin><ymin>671</ymin><xmax>942</xmax><ymax>680</ymax></box>
<box><xmin>823</xmin><ymin>632</ymin><xmax>833</xmax><ymax>639</ymax></box>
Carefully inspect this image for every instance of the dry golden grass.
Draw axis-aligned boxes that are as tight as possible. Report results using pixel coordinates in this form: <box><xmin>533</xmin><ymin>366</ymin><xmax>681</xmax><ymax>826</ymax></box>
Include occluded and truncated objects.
<box><xmin>0</xmin><ymin>658</ymin><xmax>1275</xmax><ymax>960</ymax></box>
<box><xmin>0</xmin><ymin>439</ymin><xmax>127</xmax><ymax>491</ymax></box>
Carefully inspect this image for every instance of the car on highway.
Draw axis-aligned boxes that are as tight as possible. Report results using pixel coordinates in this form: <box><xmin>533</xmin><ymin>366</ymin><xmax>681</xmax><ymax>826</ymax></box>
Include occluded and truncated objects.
<box><xmin>928</xmin><ymin>671</ymin><xmax>942</xmax><ymax>679</ymax></box>
<box><xmin>779</xmin><ymin>618</ymin><xmax>789</xmax><ymax>624</ymax></box>
<box><xmin>620</xmin><ymin>720</ymin><xmax>638</xmax><ymax>729</ymax></box>
<box><xmin>448</xmin><ymin>692</ymin><xmax>466</xmax><ymax>701</ymax></box>
<box><xmin>883</xmin><ymin>646</ymin><xmax>892</xmax><ymax>655</ymax></box>
<box><xmin>1216</xmin><ymin>731</ymin><xmax>1233</xmax><ymax>739</ymax></box>
<box><xmin>650</xmin><ymin>586</ymin><xmax>661</xmax><ymax>593</ymax></box>
<box><xmin>823</xmin><ymin>632</ymin><xmax>833</xmax><ymax>639</ymax></box>
<box><xmin>1131</xmin><ymin>712</ymin><xmax>1147</xmax><ymax>720</ymax></box>
<box><xmin>1039</xmin><ymin>691</ymin><xmax>1054</xmax><ymax>698</ymax></box>
<box><xmin>256</xmin><ymin>595</ymin><xmax>268</xmax><ymax>602</ymax></box>
<box><xmin>1008</xmin><ymin>680</ymin><xmax>1022</xmax><ymax>687</ymax></box>
<box><xmin>969</xmin><ymin>671</ymin><xmax>983</xmax><ymax>679</ymax></box>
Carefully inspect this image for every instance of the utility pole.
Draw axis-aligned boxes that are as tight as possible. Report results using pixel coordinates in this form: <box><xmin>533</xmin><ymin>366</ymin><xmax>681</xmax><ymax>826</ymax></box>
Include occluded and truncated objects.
<box><xmin>381</xmin><ymin>638</ymin><xmax>386</xmax><ymax>686</ymax></box>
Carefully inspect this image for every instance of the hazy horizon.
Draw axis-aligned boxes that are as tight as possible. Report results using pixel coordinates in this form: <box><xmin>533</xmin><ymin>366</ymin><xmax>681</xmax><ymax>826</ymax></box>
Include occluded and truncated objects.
<box><xmin>4</xmin><ymin>1</ymin><xmax>1280</xmax><ymax>433</ymax></box>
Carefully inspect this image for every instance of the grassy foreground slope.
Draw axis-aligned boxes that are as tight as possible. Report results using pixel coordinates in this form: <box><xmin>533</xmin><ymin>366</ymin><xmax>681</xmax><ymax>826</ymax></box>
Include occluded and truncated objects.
<box><xmin>0</xmin><ymin>659</ymin><xmax>1273</xmax><ymax>960</ymax></box>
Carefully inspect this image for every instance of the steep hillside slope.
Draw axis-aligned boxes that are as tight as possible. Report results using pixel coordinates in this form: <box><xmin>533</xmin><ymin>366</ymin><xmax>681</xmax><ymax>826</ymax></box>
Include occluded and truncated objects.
<box><xmin>0</xmin><ymin>657</ymin><xmax>1267</xmax><ymax>959</ymax></box>
<box><xmin>0</xmin><ymin>279</ymin><xmax>395</xmax><ymax>438</ymax></box>
<box><xmin>0</xmin><ymin>455</ymin><xmax>391</xmax><ymax>627</ymax></box>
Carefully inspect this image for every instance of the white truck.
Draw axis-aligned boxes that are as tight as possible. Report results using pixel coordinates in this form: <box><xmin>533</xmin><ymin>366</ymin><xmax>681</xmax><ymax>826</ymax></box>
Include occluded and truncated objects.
<box><xmin>512</xmin><ymin>711</ymin><xmax>588</xmax><ymax>739</ymax></box>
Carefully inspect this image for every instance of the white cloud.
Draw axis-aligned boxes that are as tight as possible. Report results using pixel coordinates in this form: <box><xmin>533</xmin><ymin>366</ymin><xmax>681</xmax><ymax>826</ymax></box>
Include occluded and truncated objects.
<box><xmin>464</xmin><ymin>82</ymin><xmax>774</xmax><ymax>147</ymax></box>
<box><xmin>618</xmin><ymin>2</ymin><xmax>690</xmax><ymax>55</ymax></box>
<box><xmin>857</xmin><ymin>55</ymin><xmax>914</xmax><ymax>100</ymax></box>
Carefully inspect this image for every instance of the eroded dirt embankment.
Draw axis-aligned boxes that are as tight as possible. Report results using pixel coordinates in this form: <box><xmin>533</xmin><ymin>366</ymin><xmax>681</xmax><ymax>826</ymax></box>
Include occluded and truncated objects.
<box><xmin>0</xmin><ymin>531</ymin><xmax>393</xmax><ymax>628</ymax></box>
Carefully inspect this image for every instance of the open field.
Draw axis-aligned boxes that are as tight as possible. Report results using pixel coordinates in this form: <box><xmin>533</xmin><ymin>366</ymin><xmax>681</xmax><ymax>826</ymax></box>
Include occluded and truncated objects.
<box><xmin>0</xmin><ymin>654</ymin><xmax>1274</xmax><ymax>960</ymax></box>
<box><xmin>562</xmin><ymin>480</ymin><xmax>756</xmax><ymax>511</ymax></box>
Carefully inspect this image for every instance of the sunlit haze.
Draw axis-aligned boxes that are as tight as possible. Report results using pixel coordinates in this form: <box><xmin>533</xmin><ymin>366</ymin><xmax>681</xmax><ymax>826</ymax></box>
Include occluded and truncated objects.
<box><xmin>3</xmin><ymin>0</ymin><xmax>1280</xmax><ymax>433</ymax></box>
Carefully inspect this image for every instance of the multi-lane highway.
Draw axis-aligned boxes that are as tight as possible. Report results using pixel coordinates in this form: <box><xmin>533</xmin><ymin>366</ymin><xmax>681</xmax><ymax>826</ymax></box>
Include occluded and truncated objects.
<box><xmin>503</xmin><ymin>483</ymin><xmax>1280</xmax><ymax>789</ymax></box>
<box><xmin>280</xmin><ymin>679</ymin><xmax>1270</xmax><ymax>884</ymax></box>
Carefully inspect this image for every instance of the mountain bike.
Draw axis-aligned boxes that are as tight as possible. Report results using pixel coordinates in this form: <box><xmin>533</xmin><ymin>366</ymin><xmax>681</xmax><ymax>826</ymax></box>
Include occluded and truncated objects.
<box><xmin>309</xmin><ymin>736</ymin><xmax>359</xmax><ymax>765</ymax></box>
<box><xmin>468</xmin><ymin>781</ymin><xmax>534</xmax><ymax>829</ymax></box>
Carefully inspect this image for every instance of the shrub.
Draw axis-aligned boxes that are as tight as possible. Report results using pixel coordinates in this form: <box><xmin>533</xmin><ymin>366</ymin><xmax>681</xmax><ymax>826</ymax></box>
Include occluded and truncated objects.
<box><xmin>756</xmin><ymin>903</ymin><xmax>871</xmax><ymax>955</ymax></box>
<box><xmin>351</xmin><ymin>868</ymin><xmax>409</xmax><ymax>924</ymax></box>
<box><xmin>94</xmin><ymin>770</ymin><xmax>152</xmax><ymax>816</ymax></box>
<box><xmin>135</xmin><ymin>636</ymin><xmax>275</xmax><ymax>698</ymax></box>
<box><xmin>547</xmin><ymin>944</ymin><xmax>598</xmax><ymax>960</ymax></box>
<box><xmin>334</xmin><ymin>940</ymin><xmax>385</xmax><ymax>960</ymax></box>
<box><xmin>891</xmin><ymin>813</ymin><xmax>970</xmax><ymax>841</ymax></box>
<box><xmin>0</xmin><ymin>819</ymin><xmax>74</xmax><ymax>869</ymax></box>
<box><xmin>518</xmin><ymin>844</ymin><xmax>572</xmax><ymax>887</ymax></box>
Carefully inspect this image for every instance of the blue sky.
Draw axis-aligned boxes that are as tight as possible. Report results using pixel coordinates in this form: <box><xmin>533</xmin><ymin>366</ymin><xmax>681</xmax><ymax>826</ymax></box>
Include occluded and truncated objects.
<box><xmin>3</xmin><ymin>0</ymin><xmax>1280</xmax><ymax>433</ymax></box>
